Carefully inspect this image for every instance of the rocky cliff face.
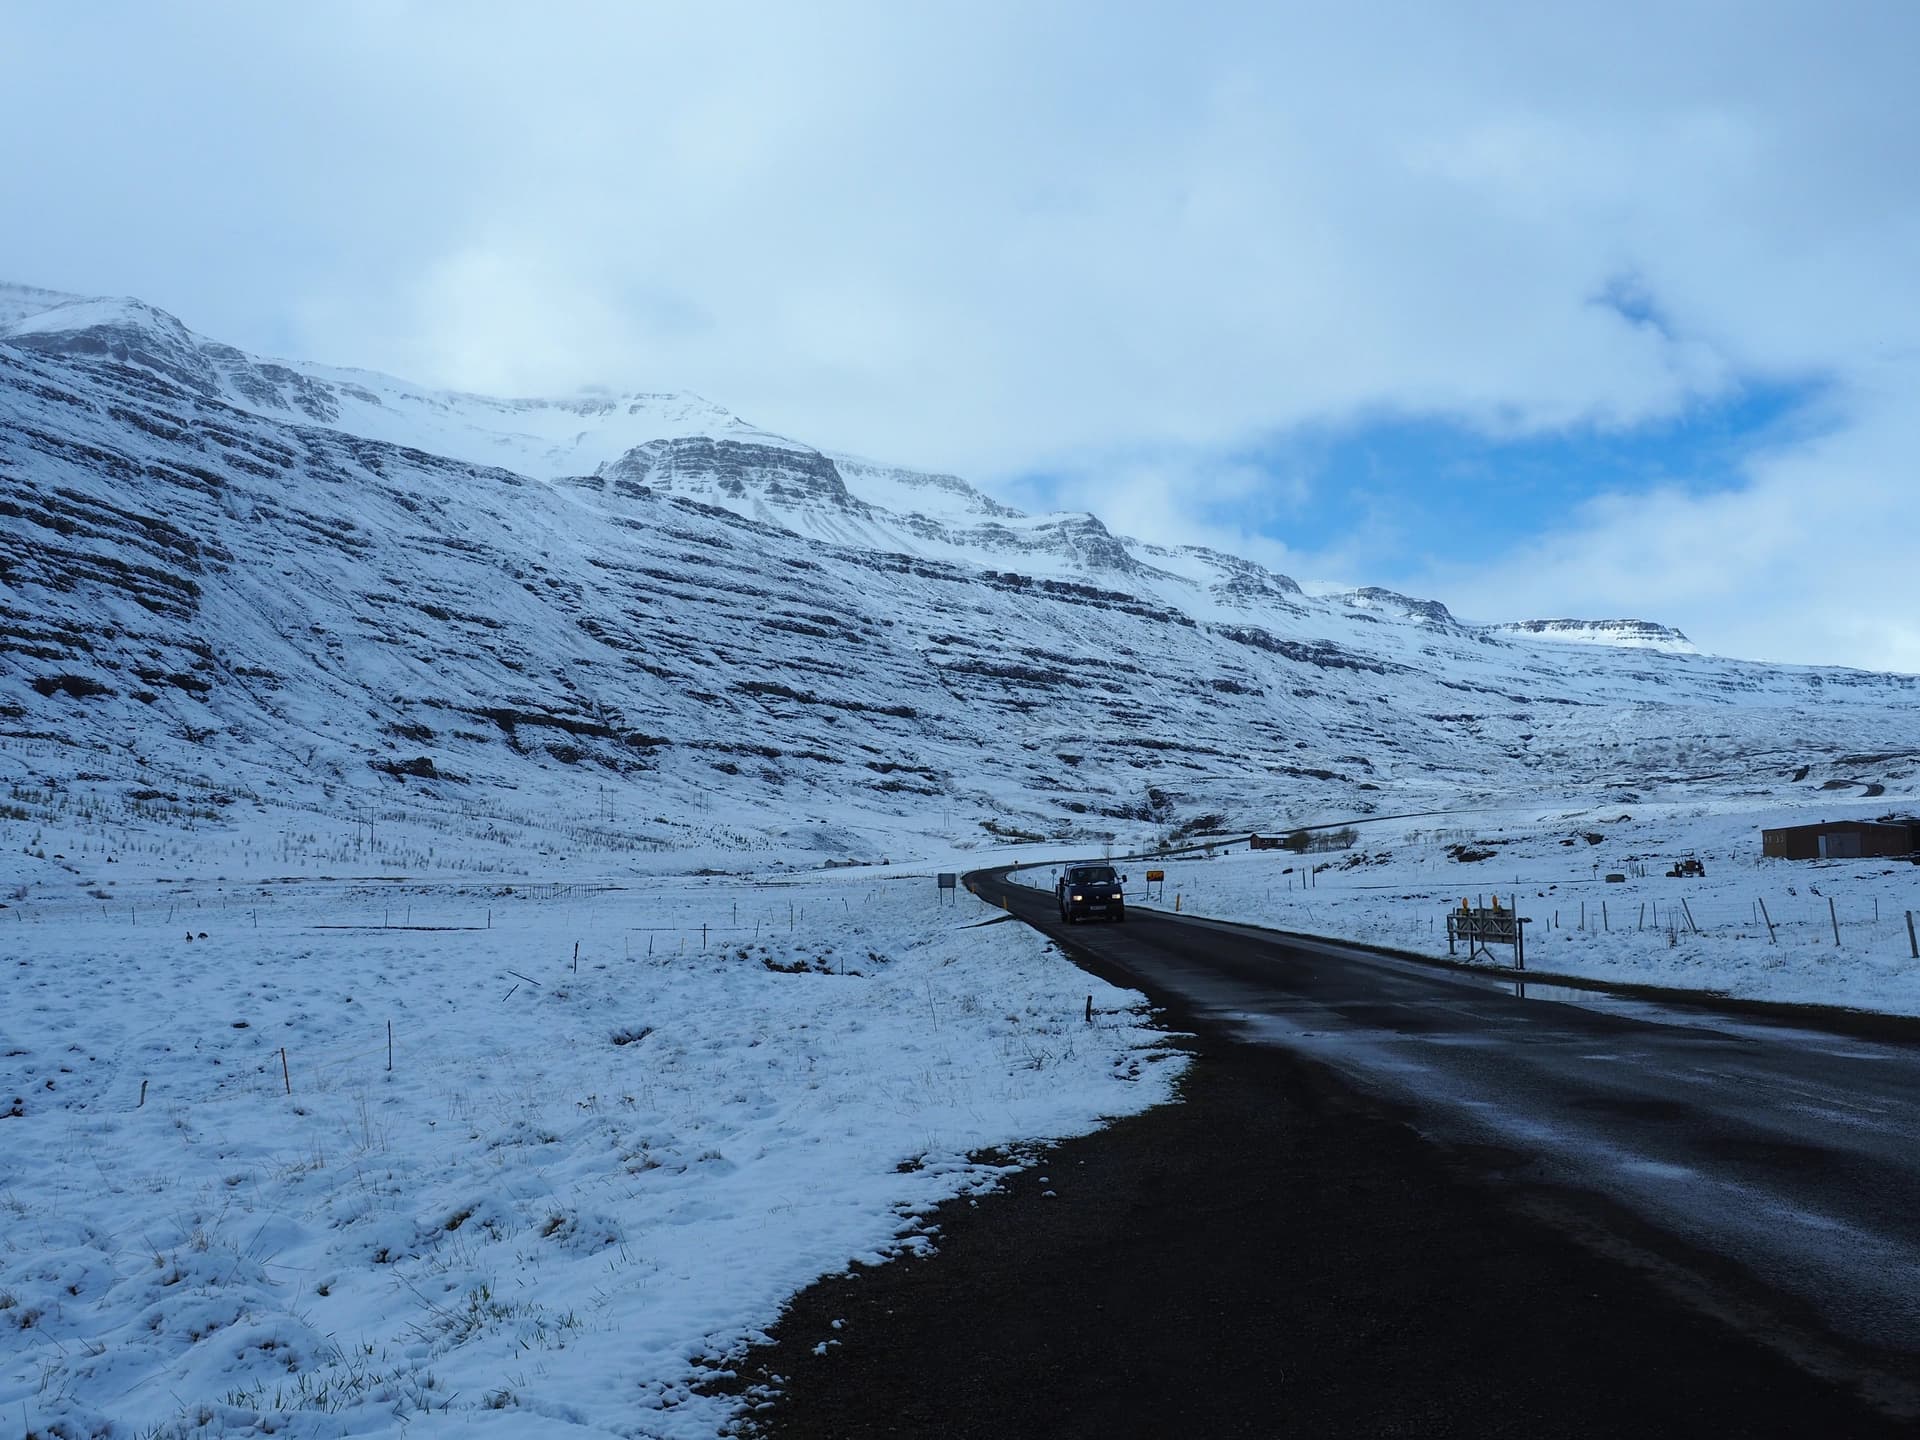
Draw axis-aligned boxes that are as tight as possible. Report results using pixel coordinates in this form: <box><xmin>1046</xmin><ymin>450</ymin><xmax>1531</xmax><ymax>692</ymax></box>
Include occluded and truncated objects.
<box><xmin>599</xmin><ymin>437</ymin><xmax>866</xmax><ymax>517</ymax></box>
<box><xmin>1341</xmin><ymin>587</ymin><xmax>1461</xmax><ymax>629</ymax></box>
<box><xmin>1488</xmin><ymin>618</ymin><xmax>1698</xmax><ymax>653</ymax></box>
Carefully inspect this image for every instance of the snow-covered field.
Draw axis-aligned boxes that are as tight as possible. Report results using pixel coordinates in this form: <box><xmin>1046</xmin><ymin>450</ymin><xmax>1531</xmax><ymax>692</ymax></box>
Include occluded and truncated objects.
<box><xmin>0</xmin><ymin>866</ymin><xmax>1180</xmax><ymax>1438</ymax></box>
<box><xmin>1020</xmin><ymin>799</ymin><xmax>1920</xmax><ymax>1015</ymax></box>
<box><xmin>10</xmin><ymin>800</ymin><xmax>1913</xmax><ymax>1437</ymax></box>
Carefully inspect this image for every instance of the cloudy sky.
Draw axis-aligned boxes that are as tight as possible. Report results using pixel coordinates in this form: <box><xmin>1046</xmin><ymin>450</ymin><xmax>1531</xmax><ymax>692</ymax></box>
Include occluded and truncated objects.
<box><xmin>5</xmin><ymin>1</ymin><xmax>1917</xmax><ymax>671</ymax></box>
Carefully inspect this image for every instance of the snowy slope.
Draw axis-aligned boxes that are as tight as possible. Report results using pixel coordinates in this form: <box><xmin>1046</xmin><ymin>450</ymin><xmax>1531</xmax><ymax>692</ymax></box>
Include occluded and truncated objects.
<box><xmin>2</xmin><ymin>285</ymin><xmax>1918</xmax><ymax>885</ymax></box>
<box><xmin>0</xmin><ymin>281</ymin><xmax>84</xmax><ymax>329</ymax></box>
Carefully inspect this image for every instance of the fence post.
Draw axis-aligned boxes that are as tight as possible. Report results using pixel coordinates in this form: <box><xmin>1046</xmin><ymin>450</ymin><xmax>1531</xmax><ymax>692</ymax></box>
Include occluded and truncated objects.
<box><xmin>1758</xmin><ymin>898</ymin><xmax>1777</xmax><ymax>945</ymax></box>
<box><xmin>1908</xmin><ymin>911</ymin><xmax>1918</xmax><ymax>959</ymax></box>
<box><xmin>1681</xmin><ymin>898</ymin><xmax>1698</xmax><ymax>935</ymax></box>
<box><xmin>1829</xmin><ymin>896</ymin><xmax>1841</xmax><ymax>947</ymax></box>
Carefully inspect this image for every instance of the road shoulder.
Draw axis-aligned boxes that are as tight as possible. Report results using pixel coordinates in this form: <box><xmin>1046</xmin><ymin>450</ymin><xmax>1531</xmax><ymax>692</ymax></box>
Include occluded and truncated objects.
<box><xmin>724</xmin><ymin>1034</ymin><xmax>1906</xmax><ymax>1437</ymax></box>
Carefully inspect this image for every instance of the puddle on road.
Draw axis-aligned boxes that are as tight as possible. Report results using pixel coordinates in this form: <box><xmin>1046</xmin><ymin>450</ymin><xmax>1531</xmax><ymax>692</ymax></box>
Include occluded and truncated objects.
<box><xmin>1504</xmin><ymin>979</ymin><xmax>1624</xmax><ymax>1007</ymax></box>
<box><xmin>1452</xmin><ymin>969</ymin><xmax>1670</xmax><ymax>1019</ymax></box>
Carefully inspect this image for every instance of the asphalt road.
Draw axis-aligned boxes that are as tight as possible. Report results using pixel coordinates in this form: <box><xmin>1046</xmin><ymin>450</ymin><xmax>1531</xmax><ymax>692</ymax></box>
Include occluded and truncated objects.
<box><xmin>988</xmin><ymin>868</ymin><xmax>1920</xmax><ymax>1400</ymax></box>
<box><xmin>731</xmin><ymin>870</ymin><xmax>1920</xmax><ymax>1436</ymax></box>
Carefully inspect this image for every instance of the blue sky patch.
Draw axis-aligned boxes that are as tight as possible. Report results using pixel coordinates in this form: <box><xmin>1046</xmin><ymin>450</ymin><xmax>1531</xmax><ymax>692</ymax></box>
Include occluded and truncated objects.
<box><xmin>1206</xmin><ymin>374</ymin><xmax>1833</xmax><ymax>574</ymax></box>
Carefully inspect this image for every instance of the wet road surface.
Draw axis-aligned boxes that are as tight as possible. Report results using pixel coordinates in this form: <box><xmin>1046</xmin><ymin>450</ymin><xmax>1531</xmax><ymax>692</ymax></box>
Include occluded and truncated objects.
<box><xmin>728</xmin><ymin>870</ymin><xmax>1920</xmax><ymax>1436</ymax></box>
<box><xmin>985</xmin><ymin>870</ymin><xmax>1920</xmax><ymax>1377</ymax></box>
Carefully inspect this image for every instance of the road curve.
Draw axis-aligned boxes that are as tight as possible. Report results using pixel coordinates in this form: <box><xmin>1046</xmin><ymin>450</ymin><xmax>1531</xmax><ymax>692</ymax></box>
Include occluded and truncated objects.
<box><xmin>975</xmin><ymin>865</ymin><xmax>1920</xmax><ymax>1406</ymax></box>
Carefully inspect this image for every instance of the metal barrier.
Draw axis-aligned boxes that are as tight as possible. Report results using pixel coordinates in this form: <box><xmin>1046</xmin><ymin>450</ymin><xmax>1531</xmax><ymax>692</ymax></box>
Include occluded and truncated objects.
<box><xmin>1446</xmin><ymin>906</ymin><xmax>1528</xmax><ymax>968</ymax></box>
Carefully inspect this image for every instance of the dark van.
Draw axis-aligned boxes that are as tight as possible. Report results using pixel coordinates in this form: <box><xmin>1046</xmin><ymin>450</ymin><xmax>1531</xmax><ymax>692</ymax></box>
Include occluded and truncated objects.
<box><xmin>1058</xmin><ymin>864</ymin><xmax>1126</xmax><ymax>923</ymax></box>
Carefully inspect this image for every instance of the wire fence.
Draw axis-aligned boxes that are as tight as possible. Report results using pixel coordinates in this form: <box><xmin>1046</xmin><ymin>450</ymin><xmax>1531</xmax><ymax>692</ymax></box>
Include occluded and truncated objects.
<box><xmin>1526</xmin><ymin>893</ymin><xmax>1918</xmax><ymax>951</ymax></box>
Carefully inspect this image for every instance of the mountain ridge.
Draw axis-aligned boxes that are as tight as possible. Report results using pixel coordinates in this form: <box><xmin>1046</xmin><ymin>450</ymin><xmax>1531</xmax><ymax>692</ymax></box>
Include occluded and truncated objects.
<box><xmin>3</xmin><ymin>283</ymin><xmax>1688</xmax><ymax>646</ymax></box>
<box><xmin>3</xmin><ymin>285</ymin><xmax>1915</xmax><ymax>872</ymax></box>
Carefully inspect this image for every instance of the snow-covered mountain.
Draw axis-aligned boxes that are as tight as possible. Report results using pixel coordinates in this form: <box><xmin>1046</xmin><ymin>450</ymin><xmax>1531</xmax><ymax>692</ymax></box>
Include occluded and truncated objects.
<box><xmin>3</xmin><ymin>285</ymin><xmax>1917</xmax><ymax>868</ymax></box>
<box><xmin>0</xmin><ymin>285</ymin><xmax>798</xmax><ymax>477</ymax></box>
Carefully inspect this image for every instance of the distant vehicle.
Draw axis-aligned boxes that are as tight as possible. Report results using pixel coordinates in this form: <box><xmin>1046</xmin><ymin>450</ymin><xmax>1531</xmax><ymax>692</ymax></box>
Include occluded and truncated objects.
<box><xmin>1057</xmin><ymin>863</ymin><xmax>1126</xmax><ymax>923</ymax></box>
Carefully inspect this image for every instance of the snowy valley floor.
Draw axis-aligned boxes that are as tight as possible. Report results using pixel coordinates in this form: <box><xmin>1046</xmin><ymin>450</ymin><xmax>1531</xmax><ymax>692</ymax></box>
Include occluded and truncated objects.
<box><xmin>1019</xmin><ymin>799</ymin><xmax>1920</xmax><ymax>1017</ymax></box>
<box><xmin>0</xmin><ymin>873</ymin><xmax>1180</xmax><ymax>1438</ymax></box>
<box><xmin>5</xmin><ymin>789</ymin><xmax>1918</xmax><ymax>1436</ymax></box>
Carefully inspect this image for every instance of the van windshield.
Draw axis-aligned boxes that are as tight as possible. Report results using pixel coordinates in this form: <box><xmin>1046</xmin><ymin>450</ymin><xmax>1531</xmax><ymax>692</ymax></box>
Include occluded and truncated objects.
<box><xmin>1069</xmin><ymin>867</ymin><xmax>1117</xmax><ymax>884</ymax></box>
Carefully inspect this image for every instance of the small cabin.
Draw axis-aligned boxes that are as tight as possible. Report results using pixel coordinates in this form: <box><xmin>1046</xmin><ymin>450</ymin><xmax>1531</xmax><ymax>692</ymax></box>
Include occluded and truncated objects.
<box><xmin>1761</xmin><ymin>819</ymin><xmax>1919</xmax><ymax>861</ymax></box>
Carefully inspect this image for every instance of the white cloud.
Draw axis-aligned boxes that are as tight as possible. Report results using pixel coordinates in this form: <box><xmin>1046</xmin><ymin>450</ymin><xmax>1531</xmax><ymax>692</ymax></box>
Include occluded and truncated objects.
<box><xmin>2</xmin><ymin>2</ymin><xmax>1917</xmax><ymax>667</ymax></box>
<box><xmin>1424</xmin><ymin>370</ymin><xmax>1920</xmax><ymax>669</ymax></box>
